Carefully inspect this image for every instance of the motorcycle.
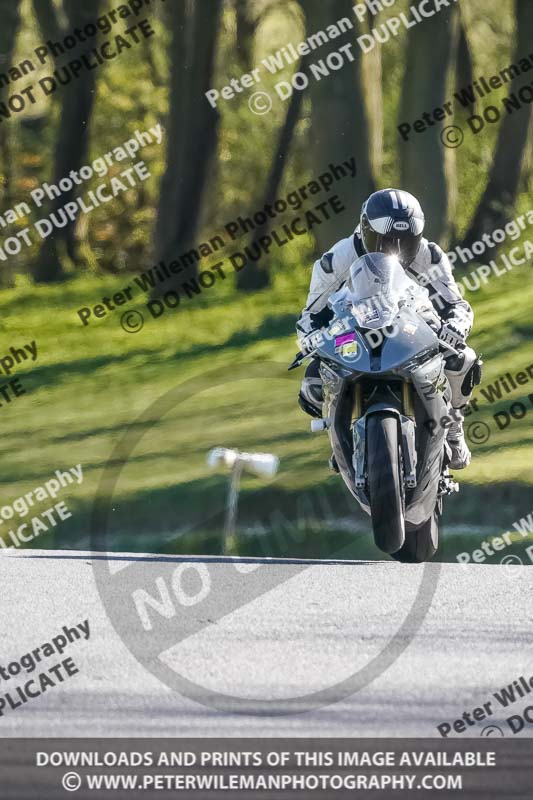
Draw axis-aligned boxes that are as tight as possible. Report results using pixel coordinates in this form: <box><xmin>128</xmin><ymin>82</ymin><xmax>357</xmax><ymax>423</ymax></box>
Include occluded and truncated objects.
<box><xmin>290</xmin><ymin>252</ymin><xmax>461</xmax><ymax>563</ymax></box>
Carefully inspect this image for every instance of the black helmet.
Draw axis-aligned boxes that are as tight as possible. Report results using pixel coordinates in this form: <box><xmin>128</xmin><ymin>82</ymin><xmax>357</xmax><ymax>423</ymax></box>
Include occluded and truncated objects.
<box><xmin>360</xmin><ymin>188</ymin><xmax>425</xmax><ymax>268</ymax></box>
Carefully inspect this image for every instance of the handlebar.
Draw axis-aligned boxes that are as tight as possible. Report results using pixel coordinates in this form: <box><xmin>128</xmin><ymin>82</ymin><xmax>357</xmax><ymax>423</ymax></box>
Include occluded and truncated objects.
<box><xmin>438</xmin><ymin>339</ymin><xmax>462</xmax><ymax>357</ymax></box>
<box><xmin>288</xmin><ymin>348</ymin><xmax>320</xmax><ymax>370</ymax></box>
<box><xmin>288</xmin><ymin>352</ymin><xmax>305</xmax><ymax>371</ymax></box>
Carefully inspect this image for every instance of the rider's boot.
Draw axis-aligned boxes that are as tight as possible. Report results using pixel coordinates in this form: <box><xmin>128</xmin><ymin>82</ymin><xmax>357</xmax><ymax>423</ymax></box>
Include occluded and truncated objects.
<box><xmin>447</xmin><ymin>417</ymin><xmax>471</xmax><ymax>470</ymax></box>
<box><xmin>444</xmin><ymin>345</ymin><xmax>482</xmax><ymax>470</ymax></box>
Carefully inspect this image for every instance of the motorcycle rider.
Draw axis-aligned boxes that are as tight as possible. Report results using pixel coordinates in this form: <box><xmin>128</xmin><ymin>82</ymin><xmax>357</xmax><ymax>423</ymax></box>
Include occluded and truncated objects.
<box><xmin>297</xmin><ymin>188</ymin><xmax>481</xmax><ymax>470</ymax></box>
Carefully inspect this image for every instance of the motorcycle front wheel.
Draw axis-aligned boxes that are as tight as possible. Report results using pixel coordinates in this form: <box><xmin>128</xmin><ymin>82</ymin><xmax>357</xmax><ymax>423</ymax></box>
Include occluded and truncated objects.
<box><xmin>367</xmin><ymin>411</ymin><xmax>405</xmax><ymax>554</ymax></box>
<box><xmin>391</xmin><ymin>513</ymin><xmax>440</xmax><ymax>563</ymax></box>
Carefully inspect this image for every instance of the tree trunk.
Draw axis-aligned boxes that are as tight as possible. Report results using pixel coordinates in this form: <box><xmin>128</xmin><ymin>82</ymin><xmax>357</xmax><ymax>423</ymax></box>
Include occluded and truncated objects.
<box><xmin>399</xmin><ymin>5</ymin><xmax>459</xmax><ymax>245</ymax></box>
<box><xmin>455</xmin><ymin>10</ymin><xmax>474</xmax><ymax>111</ymax></box>
<box><xmin>31</xmin><ymin>0</ymin><xmax>62</xmax><ymax>43</ymax></box>
<box><xmin>32</xmin><ymin>0</ymin><xmax>102</xmax><ymax>284</ymax></box>
<box><xmin>153</xmin><ymin>1</ymin><xmax>188</xmax><ymax>271</ymax></box>
<box><xmin>235</xmin><ymin>0</ymin><xmax>257</xmax><ymax>71</ymax></box>
<box><xmin>299</xmin><ymin>0</ymin><xmax>375</xmax><ymax>253</ymax></box>
<box><xmin>360</xmin><ymin>11</ymin><xmax>383</xmax><ymax>176</ymax></box>
<box><xmin>237</xmin><ymin>54</ymin><xmax>310</xmax><ymax>292</ymax></box>
<box><xmin>0</xmin><ymin>0</ymin><xmax>21</xmax><ymax>210</ymax></box>
<box><xmin>154</xmin><ymin>0</ymin><xmax>223</xmax><ymax>287</ymax></box>
<box><xmin>461</xmin><ymin>0</ymin><xmax>533</xmax><ymax>251</ymax></box>
<box><xmin>0</xmin><ymin>0</ymin><xmax>21</xmax><ymax>288</ymax></box>
<box><xmin>361</xmin><ymin>45</ymin><xmax>383</xmax><ymax>178</ymax></box>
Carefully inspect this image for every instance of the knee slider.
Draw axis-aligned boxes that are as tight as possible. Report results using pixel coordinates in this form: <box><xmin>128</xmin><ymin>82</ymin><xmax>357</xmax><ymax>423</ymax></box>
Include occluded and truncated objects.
<box><xmin>298</xmin><ymin>391</ymin><xmax>322</xmax><ymax>419</ymax></box>
<box><xmin>306</xmin><ymin>379</ymin><xmax>324</xmax><ymax>406</ymax></box>
<box><xmin>299</xmin><ymin>371</ymin><xmax>324</xmax><ymax>418</ymax></box>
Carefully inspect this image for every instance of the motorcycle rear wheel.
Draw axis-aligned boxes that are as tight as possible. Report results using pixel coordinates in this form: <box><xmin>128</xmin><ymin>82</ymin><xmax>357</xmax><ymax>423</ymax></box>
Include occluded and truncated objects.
<box><xmin>367</xmin><ymin>412</ymin><xmax>405</xmax><ymax>554</ymax></box>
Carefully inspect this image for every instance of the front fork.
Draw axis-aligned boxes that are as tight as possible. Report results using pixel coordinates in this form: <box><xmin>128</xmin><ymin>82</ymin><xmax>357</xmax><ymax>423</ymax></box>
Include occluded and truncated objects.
<box><xmin>351</xmin><ymin>349</ymin><xmax>451</xmax><ymax>497</ymax></box>
<box><xmin>352</xmin><ymin>382</ymin><xmax>417</xmax><ymax>492</ymax></box>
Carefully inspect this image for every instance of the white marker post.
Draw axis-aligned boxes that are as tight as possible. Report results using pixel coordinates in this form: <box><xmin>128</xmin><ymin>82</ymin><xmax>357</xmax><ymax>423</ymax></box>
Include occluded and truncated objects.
<box><xmin>207</xmin><ymin>448</ymin><xmax>279</xmax><ymax>555</ymax></box>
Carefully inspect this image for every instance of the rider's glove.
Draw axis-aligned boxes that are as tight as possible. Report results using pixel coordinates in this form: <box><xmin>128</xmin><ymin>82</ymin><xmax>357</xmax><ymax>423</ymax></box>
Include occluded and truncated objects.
<box><xmin>417</xmin><ymin>305</ymin><xmax>441</xmax><ymax>334</ymax></box>
<box><xmin>298</xmin><ymin>329</ymin><xmax>324</xmax><ymax>356</ymax></box>
<box><xmin>440</xmin><ymin>320</ymin><xmax>467</xmax><ymax>348</ymax></box>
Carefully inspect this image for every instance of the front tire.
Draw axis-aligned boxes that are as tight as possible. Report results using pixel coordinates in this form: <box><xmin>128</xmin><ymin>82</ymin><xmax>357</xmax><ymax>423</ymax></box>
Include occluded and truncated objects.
<box><xmin>392</xmin><ymin>513</ymin><xmax>439</xmax><ymax>563</ymax></box>
<box><xmin>367</xmin><ymin>412</ymin><xmax>405</xmax><ymax>554</ymax></box>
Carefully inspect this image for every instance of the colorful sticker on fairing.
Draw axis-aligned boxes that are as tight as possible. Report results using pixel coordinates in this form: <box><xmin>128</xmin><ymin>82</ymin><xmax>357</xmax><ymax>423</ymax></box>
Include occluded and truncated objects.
<box><xmin>341</xmin><ymin>342</ymin><xmax>358</xmax><ymax>358</ymax></box>
<box><xmin>334</xmin><ymin>332</ymin><xmax>355</xmax><ymax>352</ymax></box>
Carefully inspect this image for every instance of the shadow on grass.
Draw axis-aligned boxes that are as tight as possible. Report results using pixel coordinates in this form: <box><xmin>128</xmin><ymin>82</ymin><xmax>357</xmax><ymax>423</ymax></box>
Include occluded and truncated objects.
<box><xmin>18</xmin><ymin>349</ymin><xmax>157</xmax><ymax>390</ymax></box>
<box><xmin>15</xmin><ymin>313</ymin><xmax>297</xmax><ymax>390</ymax></box>
<box><xmin>25</xmin><ymin>474</ymin><xmax>367</xmax><ymax>558</ymax></box>
<box><xmin>14</xmin><ymin>464</ymin><xmax>533</xmax><ymax>563</ymax></box>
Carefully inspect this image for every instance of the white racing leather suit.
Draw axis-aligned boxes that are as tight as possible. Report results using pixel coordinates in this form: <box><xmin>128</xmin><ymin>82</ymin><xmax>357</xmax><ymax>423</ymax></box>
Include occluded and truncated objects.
<box><xmin>297</xmin><ymin>228</ymin><xmax>479</xmax><ymax>467</ymax></box>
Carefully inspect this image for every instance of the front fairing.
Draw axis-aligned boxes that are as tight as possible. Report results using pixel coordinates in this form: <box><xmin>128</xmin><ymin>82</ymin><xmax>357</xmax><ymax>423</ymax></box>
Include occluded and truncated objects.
<box><xmin>315</xmin><ymin>307</ymin><xmax>438</xmax><ymax>374</ymax></box>
<box><xmin>379</xmin><ymin>309</ymin><xmax>438</xmax><ymax>372</ymax></box>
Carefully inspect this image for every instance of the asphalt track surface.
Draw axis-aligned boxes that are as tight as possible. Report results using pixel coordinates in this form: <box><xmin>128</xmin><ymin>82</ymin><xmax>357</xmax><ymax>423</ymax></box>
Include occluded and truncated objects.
<box><xmin>1</xmin><ymin>549</ymin><xmax>532</xmax><ymax>738</ymax></box>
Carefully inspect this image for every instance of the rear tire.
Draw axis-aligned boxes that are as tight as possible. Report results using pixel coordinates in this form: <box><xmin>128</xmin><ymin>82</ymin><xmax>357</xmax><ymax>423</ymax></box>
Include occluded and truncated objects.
<box><xmin>392</xmin><ymin>513</ymin><xmax>439</xmax><ymax>563</ymax></box>
<box><xmin>367</xmin><ymin>412</ymin><xmax>405</xmax><ymax>554</ymax></box>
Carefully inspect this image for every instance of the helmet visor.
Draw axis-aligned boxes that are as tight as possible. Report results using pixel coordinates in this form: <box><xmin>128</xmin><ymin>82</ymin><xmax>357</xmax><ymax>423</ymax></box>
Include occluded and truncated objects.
<box><xmin>361</xmin><ymin>216</ymin><xmax>422</xmax><ymax>268</ymax></box>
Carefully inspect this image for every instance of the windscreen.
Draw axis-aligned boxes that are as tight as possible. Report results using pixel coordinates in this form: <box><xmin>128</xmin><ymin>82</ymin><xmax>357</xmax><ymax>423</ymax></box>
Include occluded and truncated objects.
<box><xmin>345</xmin><ymin>253</ymin><xmax>422</xmax><ymax>329</ymax></box>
